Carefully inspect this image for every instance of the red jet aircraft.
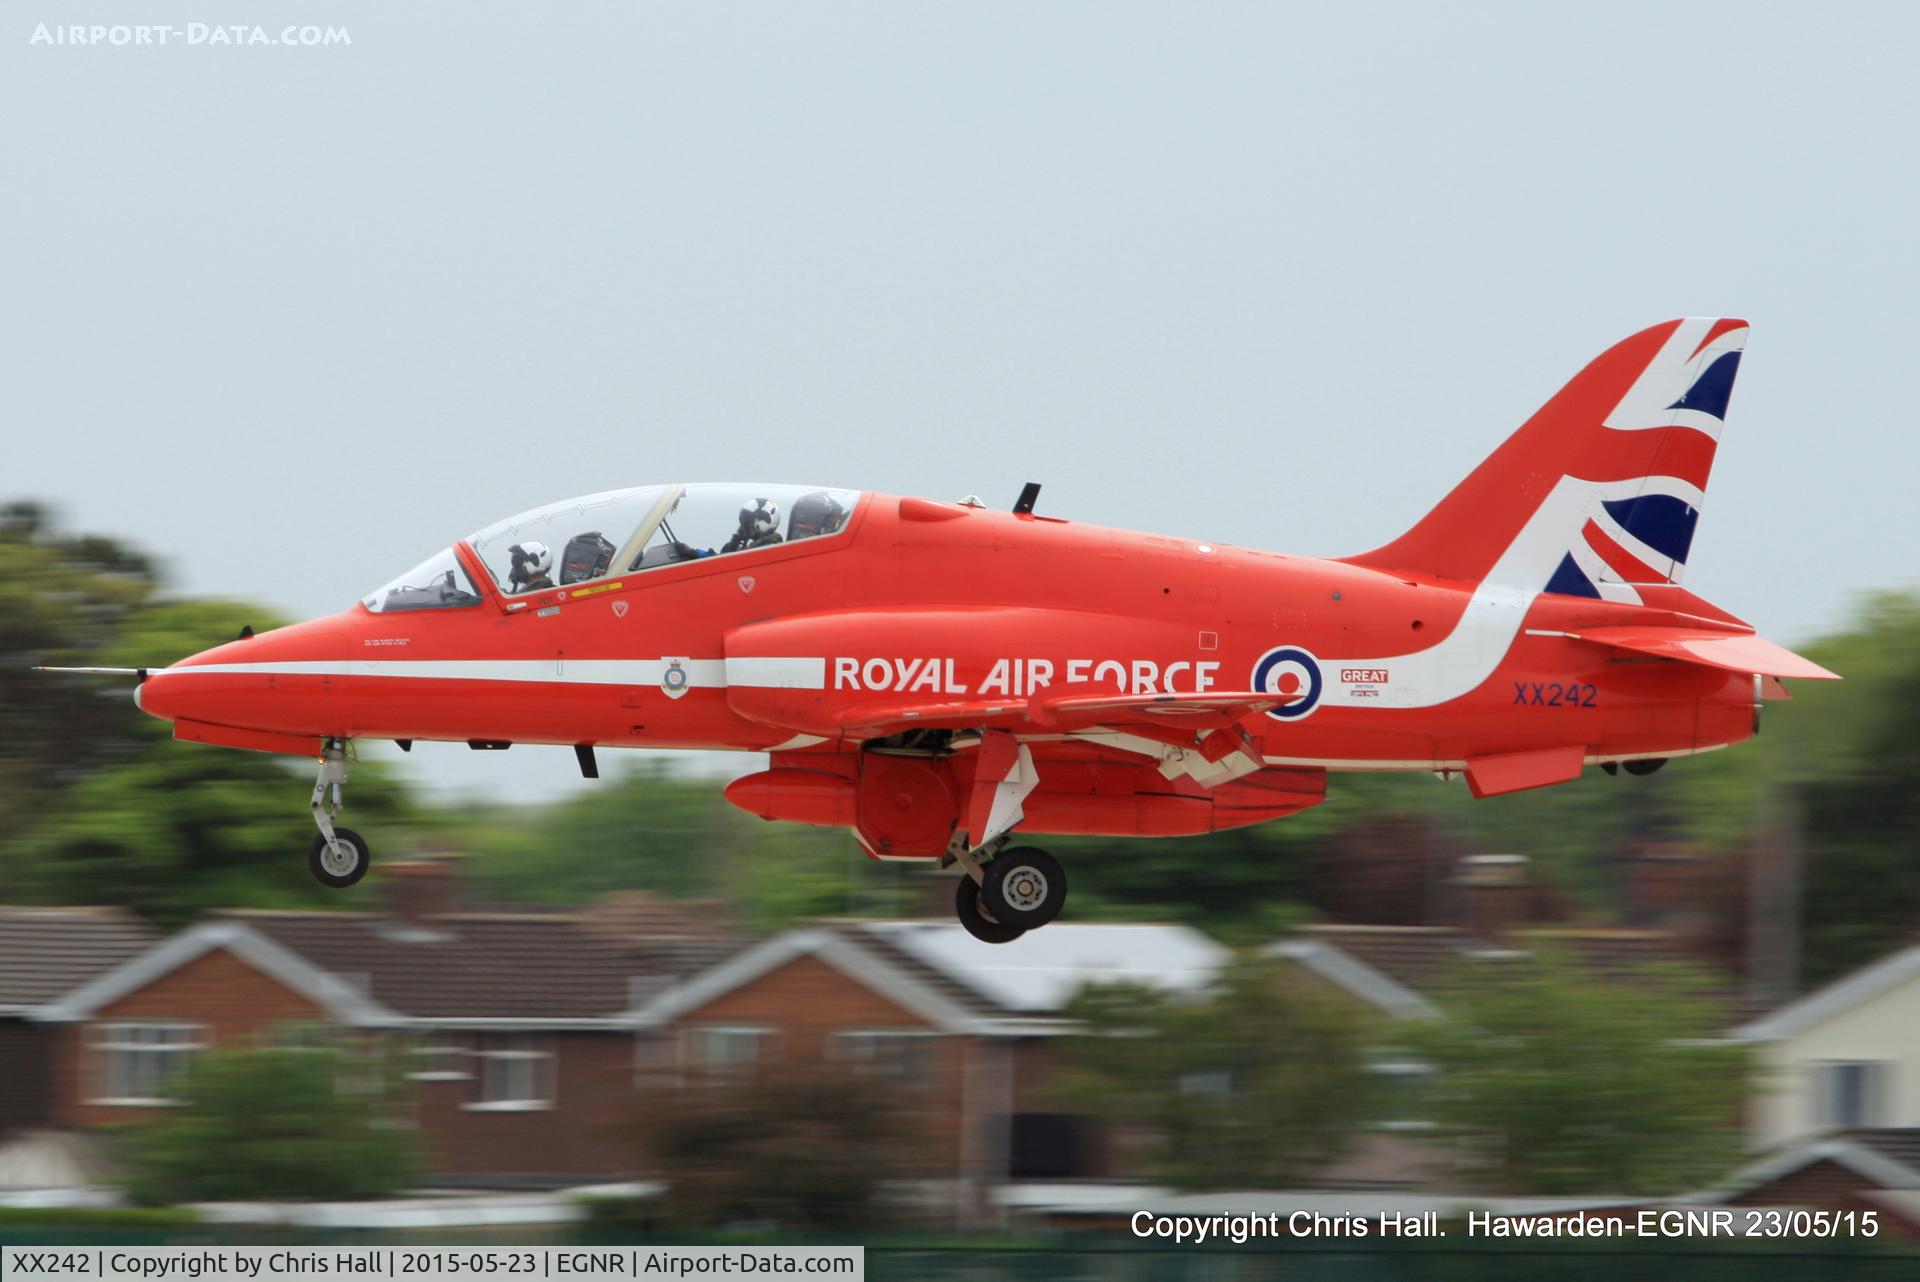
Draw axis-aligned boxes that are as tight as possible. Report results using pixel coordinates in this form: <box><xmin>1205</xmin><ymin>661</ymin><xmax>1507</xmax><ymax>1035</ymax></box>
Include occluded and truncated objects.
<box><xmin>51</xmin><ymin>317</ymin><xmax>1837</xmax><ymax>942</ymax></box>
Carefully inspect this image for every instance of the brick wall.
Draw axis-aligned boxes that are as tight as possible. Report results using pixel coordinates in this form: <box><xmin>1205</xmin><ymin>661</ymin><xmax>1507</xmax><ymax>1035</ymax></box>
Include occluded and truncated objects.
<box><xmin>414</xmin><ymin>1031</ymin><xmax>642</xmax><ymax>1182</ymax></box>
<box><xmin>56</xmin><ymin>946</ymin><xmax>327</xmax><ymax>1128</ymax></box>
<box><xmin>671</xmin><ymin>953</ymin><xmax>983</xmax><ymax>1181</ymax></box>
<box><xmin>1729</xmin><ymin>1157</ymin><xmax>1884</xmax><ymax>1209</ymax></box>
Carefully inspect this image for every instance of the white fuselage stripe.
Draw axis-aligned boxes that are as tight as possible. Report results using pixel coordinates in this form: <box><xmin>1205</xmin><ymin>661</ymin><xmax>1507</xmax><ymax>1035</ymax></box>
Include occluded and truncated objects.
<box><xmin>146</xmin><ymin>658</ymin><xmax>824</xmax><ymax>690</ymax></box>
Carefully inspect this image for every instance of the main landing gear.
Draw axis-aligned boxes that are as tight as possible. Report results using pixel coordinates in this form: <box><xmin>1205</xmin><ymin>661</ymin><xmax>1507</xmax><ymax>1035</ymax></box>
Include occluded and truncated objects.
<box><xmin>949</xmin><ymin>838</ymin><xmax>1069</xmax><ymax>945</ymax></box>
<box><xmin>308</xmin><ymin>738</ymin><xmax>370</xmax><ymax>889</ymax></box>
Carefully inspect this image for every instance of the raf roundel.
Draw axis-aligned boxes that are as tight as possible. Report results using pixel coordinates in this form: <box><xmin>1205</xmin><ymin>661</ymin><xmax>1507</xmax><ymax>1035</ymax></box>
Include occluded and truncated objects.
<box><xmin>1251</xmin><ymin>645</ymin><xmax>1323</xmax><ymax>720</ymax></box>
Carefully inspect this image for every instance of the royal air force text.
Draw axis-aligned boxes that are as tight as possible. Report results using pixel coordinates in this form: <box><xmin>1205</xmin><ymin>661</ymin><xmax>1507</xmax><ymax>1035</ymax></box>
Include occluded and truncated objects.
<box><xmin>834</xmin><ymin>656</ymin><xmax>1221</xmax><ymax>696</ymax></box>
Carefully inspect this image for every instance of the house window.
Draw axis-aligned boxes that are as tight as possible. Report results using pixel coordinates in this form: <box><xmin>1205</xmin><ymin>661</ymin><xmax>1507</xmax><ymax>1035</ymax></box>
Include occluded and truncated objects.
<box><xmin>467</xmin><ymin>1034</ymin><xmax>554</xmax><ymax>1110</ymax></box>
<box><xmin>90</xmin><ymin>1023</ymin><xmax>206</xmax><ymax>1105</ymax></box>
<box><xmin>1367</xmin><ymin>1057</ymin><xmax>1438</xmax><ymax>1132</ymax></box>
<box><xmin>1819</xmin><ymin>1061</ymin><xmax>1889</xmax><ymax>1128</ymax></box>
<box><xmin>685</xmin><ymin>1027</ymin><xmax>773</xmax><ymax>1081</ymax></box>
<box><xmin>273</xmin><ymin>1021</ymin><xmax>340</xmax><ymax>1052</ymax></box>
<box><xmin>830</xmin><ymin>1031</ymin><xmax>935</xmax><ymax>1086</ymax></box>
<box><xmin>407</xmin><ymin>1034</ymin><xmax>474</xmax><ymax>1081</ymax></box>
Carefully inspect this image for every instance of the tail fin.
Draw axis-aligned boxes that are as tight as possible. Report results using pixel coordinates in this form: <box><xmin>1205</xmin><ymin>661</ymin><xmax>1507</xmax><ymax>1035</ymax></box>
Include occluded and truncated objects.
<box><xmin>1345</xmin><ymin>318</ymin><xmax>1748</xmax><ymax>602</ymax></box>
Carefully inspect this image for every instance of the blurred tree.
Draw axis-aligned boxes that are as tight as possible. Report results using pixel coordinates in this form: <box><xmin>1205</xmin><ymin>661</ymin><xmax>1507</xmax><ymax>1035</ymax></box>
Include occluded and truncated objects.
<box><xmin>1052</xmin><ymin>957</ymin><xmax>1380</xmax><ymax>1189</ymax></box>
<box><xmin>639</xmin><ymin>1067</ymin><xmax>929</xmax><ymax>1230</ymax></box>
<box><xmin>2</xmin><ymin>506</ymin><xmax>419</xmax><ymax>923</ymax></box>
<box><xmin>1406</xmin><ymin>951</ymin><xmax>1749</xmax><ymax>1195</ymax></box>
<box><xmin>451</xmin><ymin>761</ymin><xmax>924</xmax><ymax>932</ymax></box>
<box><xmin>0</xmin><ymin>501</ymin><xmax>161</xmax><ymax>836</ymax></box>
<box><xmin>1786</xmin><ymin>593</ymin><xmax>1920</xmax><ymax>985</ymax></box>
<box><xmin>10</xmin><ymin>736</ymin><xmax>419</xmax><ymax>925</ymax></box>
<box><xmin>122</xmin><ymin>1045</ymin><xmax>417</xmax><ymax>1204</ymax></box>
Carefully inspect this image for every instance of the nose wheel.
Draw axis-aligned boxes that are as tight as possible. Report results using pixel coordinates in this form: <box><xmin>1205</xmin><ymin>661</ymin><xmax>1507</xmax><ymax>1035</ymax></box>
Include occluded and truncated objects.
<box><xmin>310</xmin><ymin>827</ymin><xmax>370</xmax><ymax>888</ymax></box>
<box><xmin>307</xmin><ymin>738</ymin><xmax>371</xmax><ymax>889</ymax></box>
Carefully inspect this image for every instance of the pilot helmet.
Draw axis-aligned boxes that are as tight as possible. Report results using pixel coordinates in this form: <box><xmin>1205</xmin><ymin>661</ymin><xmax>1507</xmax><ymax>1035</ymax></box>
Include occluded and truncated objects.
<box><xmin>741</xmin><ymin>498</ymin><xmax>780</xmax><ymax>539</ymax></box>
<box><xmin>508</xmin><ymin>541</ymin><xmax>552</xmax><ymax>587</ymax></box>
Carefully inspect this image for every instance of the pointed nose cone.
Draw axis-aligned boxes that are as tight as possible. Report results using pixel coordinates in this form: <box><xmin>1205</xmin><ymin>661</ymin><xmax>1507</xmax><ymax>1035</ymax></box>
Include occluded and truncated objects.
<box><xmin>138</xmin><ymin>612</ymin><xmax>359</xmax><ymax>744</ymax></box>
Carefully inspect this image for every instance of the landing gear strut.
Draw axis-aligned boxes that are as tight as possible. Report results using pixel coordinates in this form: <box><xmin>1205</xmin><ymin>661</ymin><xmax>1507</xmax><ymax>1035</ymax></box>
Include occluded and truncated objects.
<box><xmin>308</xmin><ymin>738</ymin><xmax>370</xmax><ymax>889</ymax></box>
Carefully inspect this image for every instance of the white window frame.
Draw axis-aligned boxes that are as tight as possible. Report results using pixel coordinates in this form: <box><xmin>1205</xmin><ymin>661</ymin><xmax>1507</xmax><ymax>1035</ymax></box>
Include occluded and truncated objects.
<box><xmin>407</xmin><ymin>1033</ymin><xmax>475</xmax><ymax>1082</ymax></box>
<box><xmin>683</xmin><ymin>1025</ymin><xmax>774</xmax><ymax>1083</ymax></box>
<box><xmin>88</xmin><ymin>1021</ymin><xmax>207</xmax><ymax>1106</ymax></box>
<box><xmin>465</xmin><ymin>1033</ymin><xmax>555</xmax><ymax>1112</ymax></box>
<box><xmin>271</xmin><ymin>1021</ymin><xmax>341</xmax><ymax>1052</ymax></box>
<box><xmin>1366</xmin><ymin>1056</ymin><xmax>1439</xmax><ymax>1133</ymax></box>
<box><xmin>829</xmin><ymin>1029</ymin><xmax>937</xmax><ymax>1087</ymax></box>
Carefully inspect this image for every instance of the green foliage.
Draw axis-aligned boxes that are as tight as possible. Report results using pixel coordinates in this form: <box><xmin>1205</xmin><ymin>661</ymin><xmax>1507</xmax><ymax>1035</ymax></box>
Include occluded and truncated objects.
<box><xmin>121</xmin><ymin>1046</ymin><xmax>418</xmax><ymax>1205</ymax></box>
<box><xmin>0</xmin><ymin>502</ymin><xmax>161</xmax><ymax>837</ymax></box>
<box><xmin>2</xmin><ymin>507</ymin><xmax>422</xmax><ymax>924</ymax></box>
<box><xmin>1405</xmin><ymin>951</ymin><xmax>1750</xmax><ymax>1195</ymax></box>
<box><xmin>448</xmin><ymin>761</ymin><xmax>926</xmax><ymax>934</ymax></box>
<box><xmin>9</xmin><ymin>741</ymin><xmax>420</xmax><ymax>926</ymax></box>
<box><xmin>1785</xmin><ymin>594</ymin><xmax>1920</xmax><ymax>983</ymax></box>
<box><xmin>640</xmin><ymin>1069</ymin><xmax>929</xmax><ymax>1230</ymax></box>
<box><xmin>0</xmin><ymin>1204</ymin><xmax>204</xmax><ymax>1228</ymax></box>
<box><xmin>1052</xmin><ymin>957</ymin><xmax>1381</xmax><ymax>1189</ymax></box>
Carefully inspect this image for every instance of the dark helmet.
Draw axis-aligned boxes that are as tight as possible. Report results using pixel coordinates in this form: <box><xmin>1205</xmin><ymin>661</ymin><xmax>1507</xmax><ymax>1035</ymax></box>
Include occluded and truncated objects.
<box><xmin>788</xmin><ymin>491</ymin><xmax>846</xmax><ymax>540</ymax></box>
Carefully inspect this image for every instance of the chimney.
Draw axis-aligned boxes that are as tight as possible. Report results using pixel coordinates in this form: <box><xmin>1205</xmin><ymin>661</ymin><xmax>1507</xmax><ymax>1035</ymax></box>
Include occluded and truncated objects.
<box><xmin>1450</xmin><ymin>853</ymin><xmax>1532</xmax><ymax>942</ymax></box>
<box><xmin>384</xmin><ymin>857</ymin><xmax>459</xmax><ymax>924</ymax></box>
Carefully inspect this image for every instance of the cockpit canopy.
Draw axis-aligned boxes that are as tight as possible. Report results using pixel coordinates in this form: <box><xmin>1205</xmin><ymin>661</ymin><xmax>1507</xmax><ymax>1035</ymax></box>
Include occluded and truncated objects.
<box><xmin>362</xmin><ymin>483</ymin><xmax>860</xmax><ymax>613</ymax></box>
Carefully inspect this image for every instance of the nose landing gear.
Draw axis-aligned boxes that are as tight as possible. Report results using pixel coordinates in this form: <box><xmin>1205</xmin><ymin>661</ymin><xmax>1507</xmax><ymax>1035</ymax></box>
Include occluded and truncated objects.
<box><xmin>307</xmin><ymin>738</ymin><xmax>370</xmax><ymax>888</ymax></box>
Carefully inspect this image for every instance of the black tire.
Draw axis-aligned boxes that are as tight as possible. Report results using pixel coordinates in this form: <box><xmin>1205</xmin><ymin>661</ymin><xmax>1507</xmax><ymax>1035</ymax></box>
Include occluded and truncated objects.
<box><xmin>982</xmin><ymin>847</ymin><xmax>1067</xmax><ymax>930</ymax></box>
<box><xmin>308</xmin><ymin>827</ymin><xmax>370</xmax><ymax>889</ymax></box>
<box><xmin>955</xmin><ymin>875</ymin><xmax>1024</xmax><ymax>945</ymax></box>
<box><xmin>1623</xmin><ymin>758</ymin><xmax>1668</xmax><ymax>777</ymax></box>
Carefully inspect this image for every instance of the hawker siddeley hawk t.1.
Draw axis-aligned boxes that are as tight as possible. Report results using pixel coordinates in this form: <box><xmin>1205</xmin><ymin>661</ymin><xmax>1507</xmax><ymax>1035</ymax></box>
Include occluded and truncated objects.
<box><xmin>45</xmin><ymin>318</ymin><xmax>1836</xmax><ymax>943</ymax></box>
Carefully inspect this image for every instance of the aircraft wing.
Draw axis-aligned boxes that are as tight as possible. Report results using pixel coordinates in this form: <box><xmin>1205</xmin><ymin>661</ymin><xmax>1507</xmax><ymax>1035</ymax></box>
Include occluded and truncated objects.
<box><xmin>829</xmin><ymin>689</ymin><xmax>1294</xmax><ymax>740</ymax></box>
<box><xmin>1572</xmin><ymin>626</ymin><xmax>1839</xmax><ymax>681</ymax></box>
<box><xmin>830</xmin><ymin>699</ymin><xmax>1030</xmax><ymax>739</ymax></box>
<box><xmin>1027</xmin><ymin>689</ymin><xmax>1296</xmax><ymax>729</ymax></box>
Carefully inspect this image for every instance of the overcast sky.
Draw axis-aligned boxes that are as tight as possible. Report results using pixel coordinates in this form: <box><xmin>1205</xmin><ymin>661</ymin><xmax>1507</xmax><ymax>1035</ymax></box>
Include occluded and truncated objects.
<box><xmin>6</xmin><ymin>3</ymin><xmax>1915</xmax><ymax>799</ymax></box>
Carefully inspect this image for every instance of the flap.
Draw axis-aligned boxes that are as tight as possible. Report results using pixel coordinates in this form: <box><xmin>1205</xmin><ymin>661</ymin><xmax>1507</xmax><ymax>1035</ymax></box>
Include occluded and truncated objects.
<box><xmin>830</xmin><ymin>689</ymin><xmax>1295</xmax><ymax>741</ymax></box>
<box><xmin>1575</xmin><ymin>626</ymin><xmax>1839</xmax><ymax>682</ymax></box>
<box><xmin>1030</xmin><ymin>689</ymin><xmax>1297</xmax><ymax>730</ymax></box>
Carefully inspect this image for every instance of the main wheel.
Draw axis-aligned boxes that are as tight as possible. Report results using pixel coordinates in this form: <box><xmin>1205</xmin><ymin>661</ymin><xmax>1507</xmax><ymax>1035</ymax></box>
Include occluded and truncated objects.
<box><xmin>955</xmin><ymin>875</ymin><xmax>1024</xmax><ymax>944</ymax></box>
<box><xmin>982</xmin><ymin>847</ymin><xmax>1067</xmax><ymax>930</ymax></box>
<box><xmin>309</xmin><ymin>827</ymin><xmax>370</xmax><ymax>889</ymax></box>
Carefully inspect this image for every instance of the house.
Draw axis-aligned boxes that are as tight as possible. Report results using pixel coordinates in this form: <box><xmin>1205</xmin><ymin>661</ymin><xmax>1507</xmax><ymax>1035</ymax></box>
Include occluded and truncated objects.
<box><xmin>1709</xmin><ymin>1129</ymin><xmax>1920</xmax><ymax>1231</ymax></box>
<box><xmin>18</xmin><ymin>863</ymin><xmax>739</xmax><ymax>1186</ymax></box>
<box><xmin>3</xmin><ymin>867</ymin><xmax>1229</xmax><ymax>1203</ymax></box>
<box><xmin>0</xmin><ymin>906</ymin><xmax>158</xmax><ymax>1139</ymax></box>
<box><xmin>1734</xmin><ymin>945</ymin><xmax>1920</xmax><ymax>1147</ymax></box>
<box><xmin>624</xmin><ymin>918</ymin><xmax>1230</xmax><ymax>1203</ymax></box>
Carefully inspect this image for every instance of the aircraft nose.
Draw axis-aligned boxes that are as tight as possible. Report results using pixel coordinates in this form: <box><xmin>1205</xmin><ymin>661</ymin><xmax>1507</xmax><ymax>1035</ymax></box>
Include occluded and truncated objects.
<box><xmin>136</xmin><ymin>613</ymin><xmax>357</xmax><ymax>748</ymax></box>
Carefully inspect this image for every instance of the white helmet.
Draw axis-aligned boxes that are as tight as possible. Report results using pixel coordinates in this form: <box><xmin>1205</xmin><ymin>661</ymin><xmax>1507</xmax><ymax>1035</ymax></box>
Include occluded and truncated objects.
<box><xmin>741</xmin><ymin>498</ymin><xmax>780</xmax><ymax>539</ymax></box>
<box><xmin>508</xmin><ymin>541</ymin><xmax>552</xmax><ymax>588</ymax></box>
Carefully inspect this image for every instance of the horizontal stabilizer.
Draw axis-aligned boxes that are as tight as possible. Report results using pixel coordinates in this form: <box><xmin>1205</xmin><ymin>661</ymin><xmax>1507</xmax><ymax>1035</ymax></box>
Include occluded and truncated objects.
<box><xmin>1574</xmin><ymin>627</ymin><xmax>1839</xmax><ymax>681</ymax></box>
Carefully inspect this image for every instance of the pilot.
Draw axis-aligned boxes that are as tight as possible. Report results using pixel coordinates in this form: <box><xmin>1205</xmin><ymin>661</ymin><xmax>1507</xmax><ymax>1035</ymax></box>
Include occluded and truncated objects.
<box><xmin>507</xmin><ymin>541</ymin><xmax>554</xmax><ymax>592</ymax></box>
<box><xmin>720</xmin><ymin>498</ymin><xmax>784</xmax><ymax>554</ymax></box>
